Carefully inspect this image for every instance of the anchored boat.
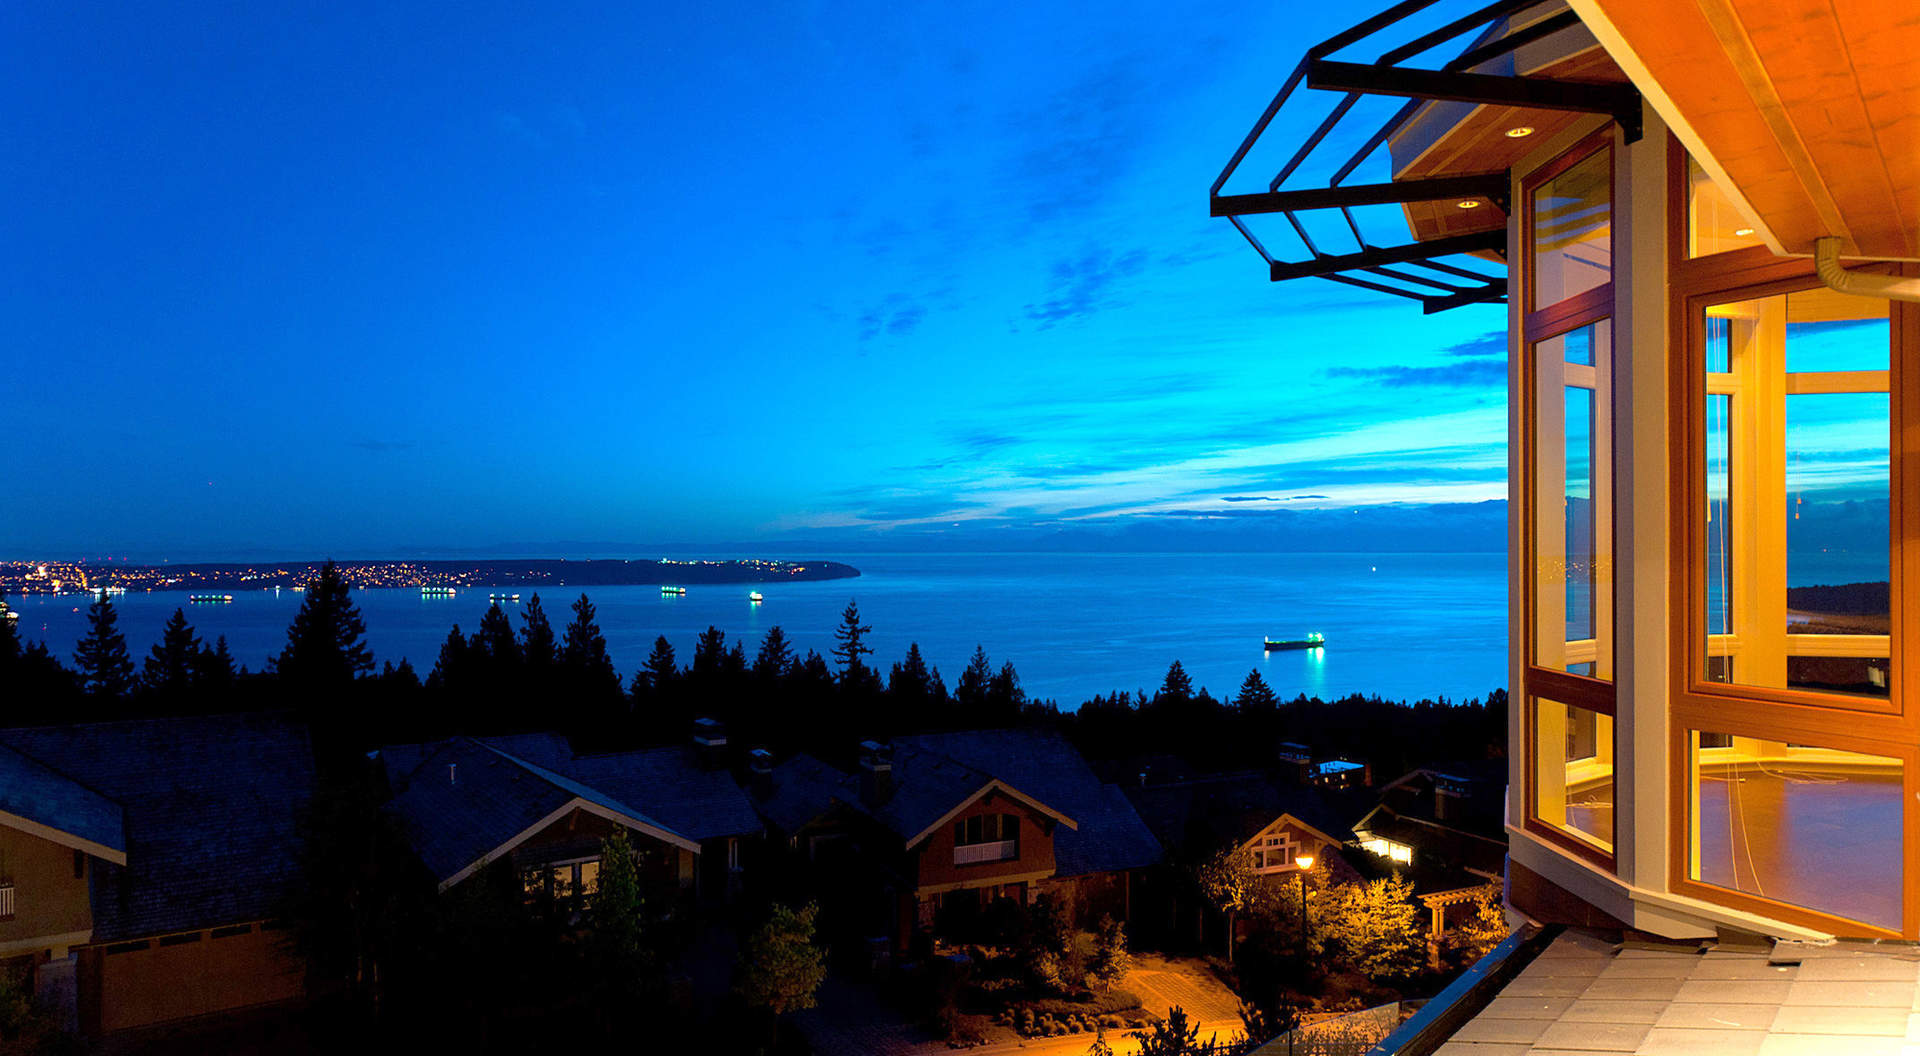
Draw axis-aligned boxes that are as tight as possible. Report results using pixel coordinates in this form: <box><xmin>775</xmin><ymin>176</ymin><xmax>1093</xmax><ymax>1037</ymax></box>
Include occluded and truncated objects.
<box><xmin>1264</xmin><ymin>632</ymin><xmax>1326</xmax><ymax>651</ymax></box>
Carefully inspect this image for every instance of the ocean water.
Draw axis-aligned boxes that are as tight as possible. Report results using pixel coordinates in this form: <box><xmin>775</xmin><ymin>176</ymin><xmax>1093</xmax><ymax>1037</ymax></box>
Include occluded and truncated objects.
<box><xmin>8</xmin><ymin>552</ymin><xmax>1509</xmax><ymax>707</ymax></box>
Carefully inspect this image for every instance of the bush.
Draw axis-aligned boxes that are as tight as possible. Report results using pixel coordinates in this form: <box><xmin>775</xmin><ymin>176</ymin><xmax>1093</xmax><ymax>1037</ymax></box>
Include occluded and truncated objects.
<box><xmin>1013</xmin><ymin>988</ymin><xmax>1144</xmax><ymax>1021</ymax></box>
<box><xmin>937</xmin><ymin>1007</ymin><xmax>992</xmax><ymax>1048</ymax></box>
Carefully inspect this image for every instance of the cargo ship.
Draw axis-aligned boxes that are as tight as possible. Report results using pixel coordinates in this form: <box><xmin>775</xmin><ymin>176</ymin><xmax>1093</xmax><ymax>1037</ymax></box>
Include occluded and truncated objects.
<box><xmin>421</xmin><ymin>586</ymin><xmax>458</xmax><ymax>597</ymax></box>
<box><xmin>188</xmin><ymin>593</ymin><xmax>234</xmax><ymax>604</ymax></box>
<box><xmin>1263</xmin><ymin>632</ymin><xmax>1326</xmax><ymax>651</ymax></box>
<box><xmin>748</xmin><ymin>591</ymin><xmax>763</xmax><ymax>603</ymax></box>
<box><xmin>661</xmin><ymin>585</ymin><xmax>687</xmax><ymax>596</ymax></box>
<box><xmin>488</xmin><ymin>593</ymin><xmax>521</xmax><ymax>603</ymax></box>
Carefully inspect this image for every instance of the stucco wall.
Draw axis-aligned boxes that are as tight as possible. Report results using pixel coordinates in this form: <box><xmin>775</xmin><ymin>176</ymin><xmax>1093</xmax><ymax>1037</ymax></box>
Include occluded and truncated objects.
<box><xmin>0</xmin><ymin>829</ymin><xmax>91</xmax><ymax>952</ymax></box>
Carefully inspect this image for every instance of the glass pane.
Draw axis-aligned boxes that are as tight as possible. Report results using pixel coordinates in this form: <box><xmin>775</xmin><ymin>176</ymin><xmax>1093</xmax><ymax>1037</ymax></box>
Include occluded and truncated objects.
<box><xmin>1691</xmin><ymin>732</ymin><xmax>1901</xmax><ymax>930</ymax></box>
<box><xmin>1699</xmin><ymin>291</ymin><xmax>1891</xmax><ymax>699</ymax></box>
<box><xmin>1531</xmin><ymin>148</ymin><xmax>1611</xmax><ymax>308</ymax></box>
<box><xmin>1687</xmin><ymin>156</ymin><xmax>1764</xmax><ymax>258</ymax></box>
<box><xmin>1532</xmin><ymin>697</ymin><xmax>1613</xmax><ymax>852</ymax></box>
<box><xmin>1533</xmin><ymin>322</ymin><xmax>1611</xmax><ymax>678</ymax></box>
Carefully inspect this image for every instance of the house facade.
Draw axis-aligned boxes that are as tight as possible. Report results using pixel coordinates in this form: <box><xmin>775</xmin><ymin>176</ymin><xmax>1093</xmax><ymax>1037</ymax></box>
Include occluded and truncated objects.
<box><xmin>0</xmin><ymin>714</ymin><xmax>312</xmax><ymax>1036</ymax></box>
<box><xmin>1212</xmin><ymin>0</ymin><xmax>1920</xmax><ymax>946</ymax></box>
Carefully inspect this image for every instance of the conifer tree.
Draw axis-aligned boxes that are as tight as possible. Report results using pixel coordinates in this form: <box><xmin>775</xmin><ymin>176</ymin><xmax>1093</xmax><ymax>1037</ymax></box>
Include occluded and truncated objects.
<box><xmin>831</xmin><ymin>599</ymin><xmax>872</xmax><ymax>677</ymax></box>
<box><xmin>753</xmin><ymin>626</ymin><xmax>793</xmax><ymax>681</ymax></box>
<box><xmin>736</xmin><ymin>901</ymin><xmax>827</xmax><ymax>1018</ymax></box>
<box><xmin>723</xmin><ymin>641</ymin><xmax>748</xmax><ymax>680</ymax></box>
<box><xmin>889</xmin><ymin>642</ymin><xmax>936</xmax><ymax>701</ymax></box>
<box><xmin>638</xmin><ymin>636</ymin><xmax>678</xmax><ymax>697</ymax></box>
<box><xmin>0</xmin><ymin>593</ymin><xmax>22</xmax><ymax>672</ymax></box>
<box><xmin>1155</xmin><ymin>660</ymin><xmax>1194</xmax><ymax>705</ymax></box>
<box><xmin>956</xmin><ymin>646</ymin><xmax>993</xmax><ymax>712</ymax></box>
<box><xmin>989</xmin><ymin>661</ymin><xmax>1025</xmax><ymax>721</ymax></box>
<box><xmin>561</xmin><ymin>594</ymin><xmax>620</xmax><ymax>698</ymax></box>
<box><xmin>193</xmin><ymin>635</ymin><xmax>237</xmax><ymax>692</ymax></box>
<box><xmin>519</xmin><ymin>594</ymin><xmax>557</xmax><ymax>672</ymax></box>
<box><xmin>1234</xmin><ymin>668</ymin><xmax>1278</xmax><ymax>712</ymax></box>
<box><xmin>277</xmin><ymin>561</ymin><xmax>373</xmax><ymax>688</ymax></box>
<box><xmin>692</xmin><ymin>626</ymin><xmax>728</xmax><ymax>681</ymax></box>
<box><xmin>475</xmin><ymin>603</ymin><xmax>519</xmax><ymax>668</ymax></box>
<box><xmin>427</xmin><ymin>625</ymin><xmax>469</xmax><ymax>693</ymax></box>
<box><xmin>143</xmin><ymin>608</ymin><xmax>202</xmax><ymax>694</ymax></box>
<box><xmin>73</xmin><ymin>596</ymin><xmax>135</xmax><ymax>699</ymax></box>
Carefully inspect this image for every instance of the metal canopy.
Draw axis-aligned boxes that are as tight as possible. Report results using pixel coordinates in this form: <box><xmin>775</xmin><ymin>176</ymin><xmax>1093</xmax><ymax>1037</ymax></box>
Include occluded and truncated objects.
<box><xmin>1211</xmin><ymin>0</ymin><xmax>1640</xmax><ymax>314</ymax></box>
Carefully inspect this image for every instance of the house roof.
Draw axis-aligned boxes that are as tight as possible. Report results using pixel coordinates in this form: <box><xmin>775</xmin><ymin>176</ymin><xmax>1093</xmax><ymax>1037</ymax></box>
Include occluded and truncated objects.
<box><xmin>1125</xmin><ymin>772</ymin><xmax>1362</xmax><ymax>864</ymax></box>
<box><xmin>0</xmin><ymin>740</ymin><xmax>126</xmax><ymax>864</ymax></box>
<box><xmin>382</xmin><ymin>737</ymin><xmax>702</xmax><ymax>891</ymax></box>
<box><xmin>896</xmin><ymin>729</ymin><xmax>1161</xmax><ymax>877</ymax></box>
<box><xmin>0</xmin><ymin>713</ymin><xmax>313</xmax><ymax>943</ymax></box>
<box><xmin>562</xmin><ymin>747</ymin><xmax>763</xmax><ymax>842</ymax></box>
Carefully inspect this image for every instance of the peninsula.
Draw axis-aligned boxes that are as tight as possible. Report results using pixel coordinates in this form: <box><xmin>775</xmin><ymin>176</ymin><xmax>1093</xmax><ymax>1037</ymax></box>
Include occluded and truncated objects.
<box><xmin>0</xmin><ymin>558</ymin><xmax>859</xmax><ymax>596</ymax></box>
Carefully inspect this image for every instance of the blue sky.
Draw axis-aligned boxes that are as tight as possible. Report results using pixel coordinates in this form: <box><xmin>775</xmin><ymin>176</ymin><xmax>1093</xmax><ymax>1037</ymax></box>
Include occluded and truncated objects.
<box><xmin>2</xmin><ymin>1</ymin><xmax>1514</xmax><ymax>558</ymax></box>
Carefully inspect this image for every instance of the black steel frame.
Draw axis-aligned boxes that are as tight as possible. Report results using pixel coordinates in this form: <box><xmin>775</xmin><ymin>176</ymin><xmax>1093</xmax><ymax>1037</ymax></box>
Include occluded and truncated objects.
<box><xmin>1210</xmin><ymin>0</ymin><xmax>1640</xmax><ymax>314</ymax></box>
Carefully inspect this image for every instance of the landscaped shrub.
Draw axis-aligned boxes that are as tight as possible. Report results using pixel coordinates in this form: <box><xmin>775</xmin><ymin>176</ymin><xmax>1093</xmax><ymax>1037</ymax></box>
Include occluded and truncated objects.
<box><xmin>1012</xmin><ymin>988</ymin><xmax>1144</xmax><ymax>1021</ymax></box>
<box><xmin>936</xmin><ymin>1007</ymin><xmax>992</xmax><ymax>1048</ymax></box>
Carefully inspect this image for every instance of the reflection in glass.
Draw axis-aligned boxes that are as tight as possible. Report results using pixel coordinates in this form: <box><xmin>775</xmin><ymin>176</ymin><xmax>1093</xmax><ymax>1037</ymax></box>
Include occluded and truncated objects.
<box><xmin>1534</xmin><ymin>323</ymin><xmax>1610</xmax><ymax>678</ymax></box>
<box><xmin>1699</xmin><ymin>289</ymin><xmax>1891</xmax><ymax>698</ymax></box>
<box><xmin>1691</xmin><ymin>733</ymin><xmax>1901</xmax><ymax>930</ymax></box>
<box><xmin>1687</xmin><ymin>156</ymin><xmax>1764</xmax><ymax>258</ymax></box>
<box><xmin>1533</xmin><ymin>697</ymin><xmax>1613</xmax><ymax>852</ymax></box>
<box><xmin>1532</xmin><ymin>148</ymin><xmax>1611</xmax><ymax>308</ymax></box>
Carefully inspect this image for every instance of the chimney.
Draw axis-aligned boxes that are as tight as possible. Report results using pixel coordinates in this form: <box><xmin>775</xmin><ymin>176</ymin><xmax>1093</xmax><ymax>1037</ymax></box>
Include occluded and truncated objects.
<box><xmin>693</xmin><ymin>717</ymin><xmax>728</xmax><ymax>771</ymax></box>
<box><xmin>1435</xmin><ymin>773</ymin><xmax>1465</xmax><ymax>822</ymax></box>
<box><xmin>859</xmin><ymin>740</ymin><xmax>893</xmax><ymax>806</ymax></box>
<box><xmin>748</xmin><ymin>748</ymin><xmax>774</xmax><ymax>796</ymax></box>
<box><xmin>448</xmin><ymin>762</ymin><xmax>457</xmax><ymax>786</ymax></box>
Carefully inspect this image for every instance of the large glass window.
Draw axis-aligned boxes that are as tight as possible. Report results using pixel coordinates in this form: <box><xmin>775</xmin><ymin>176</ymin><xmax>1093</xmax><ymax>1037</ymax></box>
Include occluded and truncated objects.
<box><xmin>1533</xmin><ymin>322</ymin><xmax>1612</xmax><ymax>678</ymax></box>
<box><xmin>1533</xmin><ymin>697</ymin><xmax>1614</xmax><ymax>852</ymax></box>
<box><xmin>1531</xmin><ymin>147</ymin><xmax>1611</xmax><ymax>309</ymax></box>
<box><xmin>1700</xmin><ymin>288</ymin><xmax>1892</xmax><ymax>699</ymax></box>
<box><xmin>1688</xmin><ymin>732</ymin><xmax>1901</xmax><ymax>930</ymax></box>
<box><xmin>1687</xmin><ymin>157</ymin><xmax>1765</xmax><ymax>258</ymax></box>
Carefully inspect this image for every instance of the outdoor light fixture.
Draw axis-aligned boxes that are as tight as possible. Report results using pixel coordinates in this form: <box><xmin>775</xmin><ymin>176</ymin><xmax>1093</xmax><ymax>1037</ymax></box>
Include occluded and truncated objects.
<box><xmin>1297</xmin><ymin>854</ymin><xmax>1315</xmax><ymax>870</ymax></box>
<box><xmin>1457</xmin><ymin>199</ymin><xmax>1481</xmax><ymax>209</ymax></box>
<box><xmin>1504</xmin><ymin>126</ymin><xmax>1535</xmax><ymax>138</ymax></box>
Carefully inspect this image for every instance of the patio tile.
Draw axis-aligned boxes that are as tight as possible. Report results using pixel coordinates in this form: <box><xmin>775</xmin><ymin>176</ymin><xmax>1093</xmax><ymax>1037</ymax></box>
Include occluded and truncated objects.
<box><xmin>1450</xmin><ymin>1016</ymin><xmax>1552</xmax><ymax>1045</ymax></box>
<box><xmin>1794</xmin><ymin>956</ymin><xmax>1920</xmax><ymax>982</ymax></box>
<box><xmin>1754</xmin><ymin>1034</ymin><xmax>1902</xmax><ymax>1056</ymax></box>
<box><xmin>1630</xmin><ymin>1027</ymin><xmax>1766</xmax><ymax>1055</ymax></box>
<box><xmin>1688</xmin><ymin>959</ymin><xmax>1797</xmax><ymax>982</ymax></box>
<box><xmin>1600</xmin><ymin>959</ymin><xmax>1699</xmax><ymax>979</ymax></box>
<box><xmin>1431</xmin><ymin>1042</ymin><xmax>1531</xmax><ymax>1056</ymax></box>
<box><xmin>1559</xmin><ymin>999</ymin><xmax>1671</xmax><ymax>1024</ymax></box>
<box><xmin>1652</xmin><ymin>1003</ymin><xmax>1780</xmax><ymax>1031</ymax></box>
<box><xmin>1769</xmin><ymin>1004</ymin><xmax>1908</xmax><ymax>1036</ymax></box>
<box><xmin>1784</xmin><ymin>979</ymin><xmax>1916</xmax><ymax>1007</ymax></box>
<box><xmin>1477</xmin><ymin>995</ymin><xmax>1575</xmax><ymax>1020</ymax></box>
<box><xmin>1583</xmin><ymin>976</ymin><xmax>1687</xmax><ymax>1002</ymax></box>
<box><xmin>1535</xmin><ymin>1018</ymin><xmax>1651</xmax><ymax>1051</ymax></box>
<box><xmin>1672</xmin><ymin>979</ymin><xmax>1792</xmax><ymax>1005</ymax></box>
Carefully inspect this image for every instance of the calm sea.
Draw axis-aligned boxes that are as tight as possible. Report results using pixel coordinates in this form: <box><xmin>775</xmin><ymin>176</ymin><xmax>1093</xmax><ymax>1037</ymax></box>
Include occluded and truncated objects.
<box><xmin>10</xmin><ymin>552</ymin><xmax>1510</xmax><ymax>706</ymax></box>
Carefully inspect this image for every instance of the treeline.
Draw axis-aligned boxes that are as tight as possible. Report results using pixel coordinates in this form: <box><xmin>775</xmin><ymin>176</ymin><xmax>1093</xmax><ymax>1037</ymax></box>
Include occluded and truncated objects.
<box><xmin>1</xmin><ymin>561</ymin><xmax>1504</xmax><ymax>775</ymax></box>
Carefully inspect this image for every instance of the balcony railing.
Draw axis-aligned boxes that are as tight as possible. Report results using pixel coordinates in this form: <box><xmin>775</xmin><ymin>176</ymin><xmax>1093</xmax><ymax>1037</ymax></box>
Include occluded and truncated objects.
<box><xmin>954</xmin><ymin>840</ymin><xmax>1017</xmax><ymax>866</ymax></box>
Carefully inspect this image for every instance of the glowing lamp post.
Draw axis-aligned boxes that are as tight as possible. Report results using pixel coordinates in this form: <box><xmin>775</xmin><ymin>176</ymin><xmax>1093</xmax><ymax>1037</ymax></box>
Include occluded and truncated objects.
<box><xmin>1291</xmin><ymin>854</ymin><xmax>1316</xmax><ymax>1056</ymax></box>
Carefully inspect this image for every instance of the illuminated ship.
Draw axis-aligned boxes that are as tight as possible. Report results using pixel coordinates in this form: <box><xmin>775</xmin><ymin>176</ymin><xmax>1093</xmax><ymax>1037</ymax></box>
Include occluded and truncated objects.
<box><xmin>661</xmin><ymin>585</ymin><xmax>687</xmax><ymax>596</ymax></box>
<box><xmin>1263</xmin><ymin>632</ymin><xmax>1326</xmax><ymax>651</ymax></box>
<box><xmin>188</xmin><ymin>593</ymin><xmax>234</xmax><ymax>603</ymax></box>
<box><xmin>421</xmin><ymin>586</ymin><xmax>458</xmax><ymax>597</ymax></box>
<box><xmin>748</xmin><ymin>591</ymin><xmax>764</xmax><ymax>603</ymax></box>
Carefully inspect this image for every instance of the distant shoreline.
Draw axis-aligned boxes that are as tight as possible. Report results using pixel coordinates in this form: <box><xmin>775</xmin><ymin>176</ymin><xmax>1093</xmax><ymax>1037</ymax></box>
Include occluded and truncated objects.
<box><xmin>0</xmin><ymin>558</ymin><xmax>860</xmax><ymax>595</ymax></box>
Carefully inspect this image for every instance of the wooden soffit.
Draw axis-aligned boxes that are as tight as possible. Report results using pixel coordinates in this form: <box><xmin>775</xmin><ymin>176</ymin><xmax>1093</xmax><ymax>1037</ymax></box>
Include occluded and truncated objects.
<box><xmin>1571</xmin><ymin>0</ymin><xmax>1920</xmax><ymax>260</ymax></box>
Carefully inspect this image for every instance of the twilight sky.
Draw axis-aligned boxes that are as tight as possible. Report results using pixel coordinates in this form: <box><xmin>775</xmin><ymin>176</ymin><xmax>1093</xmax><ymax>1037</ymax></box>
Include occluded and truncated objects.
<box><xmin>2</xmin><ymin>1</ymin><xmax>1515</xmax><ymax>559</ymax></box>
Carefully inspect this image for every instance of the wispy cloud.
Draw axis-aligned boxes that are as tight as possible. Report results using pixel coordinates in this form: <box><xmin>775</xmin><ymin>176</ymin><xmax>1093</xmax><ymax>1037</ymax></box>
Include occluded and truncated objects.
<box><xmin>1021</xmin><ymin>247</ymin><xmax>1150</xmax><ymax>329</ymax></box>
<box><xmin>1324</xmin><ymin>358</ymin><xmax>1506</xmax><ymax>387</ymax></box>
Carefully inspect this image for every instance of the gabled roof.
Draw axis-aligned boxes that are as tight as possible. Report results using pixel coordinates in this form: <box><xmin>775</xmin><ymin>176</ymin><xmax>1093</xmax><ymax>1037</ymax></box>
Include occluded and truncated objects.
<box><xmin>897</xmin><ymin>729</ymin><xmax>1161</xmax><ymax>877</ymax></box>
<box><xmin>0</xmin><ymin>740</ymin><xmax>125</xmax><ymax>864</ymax></box>
<box><xmin>0</xmin><ymin>713</ymin><xmax>313</xmax><ymax>943</ymax></box>
<box><xmin>1126</xmin><ymin>771</ymin><xmax>1361</xmax><ymax>863</ymax></box>
<box><xmin>563</xmin><ymin>747</ymin><xmax>763</xmax><ymax>842</ymax></box>
<box><xmin>384</xmin><ymin>738</ymin><xmax>699</xmax><ymax>892</ymax></box>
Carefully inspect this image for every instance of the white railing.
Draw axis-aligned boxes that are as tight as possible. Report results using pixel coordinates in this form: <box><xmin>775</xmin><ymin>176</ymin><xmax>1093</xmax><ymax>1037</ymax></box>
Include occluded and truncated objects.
<box><xmin>0</xmin><ymin>883</ymin><xmax>15</xmax><ymax>919</ymax></box>
<box><xmin>954</xmin><ymin>839</ymin><xmax>1017</xmax><ymax>866</ymax></box>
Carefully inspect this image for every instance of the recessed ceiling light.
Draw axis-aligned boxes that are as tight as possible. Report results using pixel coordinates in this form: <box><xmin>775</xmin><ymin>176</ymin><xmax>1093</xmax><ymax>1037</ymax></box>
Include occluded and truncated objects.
<box><xmin>1505</xmin><ymin>126</ymin><xmax>1535</xmax><ymax>138</ymax></box>
<box><xmin>1457</xmin><ymin>200</ymin><xmax>1481</xmax><ymax>209</ymax></box>
<box><xmin>1734</xmin><ymin>227</ymin><xmax>1755</xmax><ymax>237</ymax></box>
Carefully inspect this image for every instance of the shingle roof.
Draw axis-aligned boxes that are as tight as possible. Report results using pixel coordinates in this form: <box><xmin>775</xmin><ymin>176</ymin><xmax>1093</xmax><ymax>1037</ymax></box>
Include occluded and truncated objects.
<box><xmin>383</xmin><ymin>738</ymin><xmax>703</xmax><ymax>888</ymax></box>
<box><xmin>0</xmin><ymin>740</ymin><xmax>125</xmax><ymax>859</ymax></box>
<box><xmin>0</xmin><ymin>713</ymin><xmax>313</xmax><ymax>943</ymax></box>
<box><xmin>563</xmin><ymin>747</ymin><xmax>762</xmax><ymax>842</ymax></box>
<box><xmin>897</xmin><ymin>729</ymin><xmax>1162</xmax><ymax>877</ymax></box>
<box><xmin>1126</xmin><ymin>772</ymin><xmax>1362</xmax><ymax>863</ymax></box>
<box><xmin>755</xmin><ymin>753</ymin><xmax>856</xmax><ymax>834</ymax></box>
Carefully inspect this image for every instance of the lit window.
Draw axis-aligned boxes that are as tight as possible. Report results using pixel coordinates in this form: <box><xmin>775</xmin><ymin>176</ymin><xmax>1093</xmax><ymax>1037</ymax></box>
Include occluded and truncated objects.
<box><xmin>1532</xmin><ymin>696</ymin><xmax>1614</xmax><ymax>852</ymax></box>
<box><xmin>1251</xmin><ymin>831</ymin><xmax>1299</xmax><ymax>873</ymax></box>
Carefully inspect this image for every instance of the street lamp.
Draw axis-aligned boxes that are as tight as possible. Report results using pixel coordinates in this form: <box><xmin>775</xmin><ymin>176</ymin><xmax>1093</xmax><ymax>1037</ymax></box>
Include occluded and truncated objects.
<box><xmin>1291</xmin><ymin>855</ymin><xmax>1315</xmax><ymax>1056</ymax></box>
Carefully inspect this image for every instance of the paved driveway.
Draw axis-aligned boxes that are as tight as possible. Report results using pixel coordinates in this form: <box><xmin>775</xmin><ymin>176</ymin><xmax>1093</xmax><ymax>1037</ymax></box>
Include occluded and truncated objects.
<box><xmin>794</xmin><ymin>952</ymin><xmax>1245</xmax><ymax>1056</ymax></box>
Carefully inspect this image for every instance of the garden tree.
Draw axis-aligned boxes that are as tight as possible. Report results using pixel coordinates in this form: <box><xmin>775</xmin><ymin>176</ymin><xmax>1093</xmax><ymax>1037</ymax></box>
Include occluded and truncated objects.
<box><xmin>1323</xmin><ymin>873</ymin><xmax>1424</xmax><ymax>981</ymax></box>
<box><xmin>278</xmin><ymin>561</ymin><xmax>374</xmax><ymax>689</ymax></box>
<box><xmin>142</xmin><ymin>608</ymin><xmax>202</xmax><ymax>695</ymax></box>
<box><xmin>1234</xmin><ymin>668</ymin><xmax>1278</xmax><ymax>712</ymax></box>
<box><xmin>753</xmin><ymin>626</ymin><xmax>794</xmax><ymax>680</ymax></box>
<box><xmin>1443</xmin><ymin>879</ymin><xmax>1510</xmax><ymax>966</ymax></box>
<box><xmin>72</xmin><ymin>595</ymin><xmax>136</xmax><ymax>699</ymax></box>
<box><xmin>1086</xmin><ymin>915</ymin><xmax>1132</xmax><ymax>992</ymax></box>
<box><xmin>955</xmin><ymin>645</ymin><xmax>993</xmax><ymax>713</ymax></box>
<box><xmin>1133</xmin><ymin>1006</ymin><xmax>1203</xmax><ymax>1056</ymax></box>
<box><xmin>1155</xmin><ymin>660</ymin><xmax>1194</xmax><ymax>706</ymax></box>
<box><xmin>279</xmin><ymin>761</ymin><xmax>433</xmax><ymax>1015</ymax></box>
<box><xmin>1017</xmin><ymin>893</ymin><xmax>1078</xmax><ymax>993</ymax></box>
<box><xmin>561</xmin><ymin>593</ymin><xmax>621</xmax><ymax>701</ymax></box>
<box><xmin>590</xmin><ymin>829</ymin><xmax>652</xmax><ymax>979</ymax></box>
<box><xmin>1195</xmin><ymin>844</ymin><xmax>1257</xmax><ymax>962</ymax></box>
<box><xmin>735</xmin><ymin>901</ymin><xmax>827</xmax><ymax>1018</ymax></box>
<box><xmin>830</xmin><ymin>599</ymin><xmax>872</xmax><ymax>678</ymax></box>
<box><xmin>518</xmin><ymin>594</ymin><xmax>557</xmax><ymax>674</ymax></box>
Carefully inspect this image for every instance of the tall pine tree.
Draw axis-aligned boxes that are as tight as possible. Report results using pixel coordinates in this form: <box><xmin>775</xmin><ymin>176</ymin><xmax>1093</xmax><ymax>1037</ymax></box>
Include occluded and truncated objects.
<box><xmin>830</xmin><ymin>600</ymin><xmax>872</xmax><ymax>678</ymax></box>
<box><xmin>519</xmin><ymin>594</ymin><xmax>557</xmax><ymax>674</ymax></box>
<box><xmin>143</xmin><ymin>608</ymin><xmax>202</xmax><ymax>695</ymax></box>
<box><xmin>561</xmin><ymin>594</ymin><xmax>621</xmax><ymax>700</ymax></box>
<box><xmin>1234</xmin><ymin>668</ymin><xmax>1278</xmax><ymax>712</ymax></box>
<box><xmin>278</xmin><ymin>561</ymin><xmax>373</xmax><ymax>688</ymax></box>
<box><xmin>753</xmin><ymin>627</ymin><xmax>793</xmax><ymax>681</ymax></box>
<box><xmin>73</xmin><ymin>595</ymin><xmax>136</xmax><ymax>699</ymax></box>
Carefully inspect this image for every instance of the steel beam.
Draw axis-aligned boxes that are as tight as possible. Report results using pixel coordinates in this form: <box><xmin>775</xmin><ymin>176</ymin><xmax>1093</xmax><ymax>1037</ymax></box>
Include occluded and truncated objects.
<box><xmin>1212</xmin><ymin>172</ymin><xmax>1507</xmax><ymax>217</ymax></box>
<box><xmin>1306</xmin><ymin>60</ymin><xmax>1642</xmax><ymax>140</ymax></box>
<box><xmin>1422</xmin><ymin>282</ymin><xmax>1509</xmax><ymax>314</ymax></box>
<box><xmin>1268</xmin><ymin>230</ymin><xmax>1505</xmax><ymax>282</ymax></box>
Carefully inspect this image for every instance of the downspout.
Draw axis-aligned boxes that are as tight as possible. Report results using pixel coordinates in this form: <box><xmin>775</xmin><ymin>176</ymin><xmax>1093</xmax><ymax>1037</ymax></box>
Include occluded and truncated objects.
<box><xmin>1813</xmin><ymin>237</ymin><xmax>1920</xmax><ymax>303</ymax></box>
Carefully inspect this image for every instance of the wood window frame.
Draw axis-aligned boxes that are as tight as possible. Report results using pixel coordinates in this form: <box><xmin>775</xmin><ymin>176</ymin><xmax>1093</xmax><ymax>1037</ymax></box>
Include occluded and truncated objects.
<box><xmin>1519</xmin><ymin>128</ymin><xmax>1619</xmax><ymax>870</ymax></box>
<box><xmin>1664</xmin><ymin>135</ymin><xmax>1920</xmax><ymax>937</ymax></box>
